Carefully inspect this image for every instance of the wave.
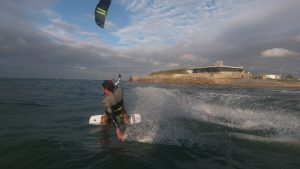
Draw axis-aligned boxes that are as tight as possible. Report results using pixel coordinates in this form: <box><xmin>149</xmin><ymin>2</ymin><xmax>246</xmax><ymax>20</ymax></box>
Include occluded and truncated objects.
<box><xmin>124</xmin><ymin>86</ymin><xmax>300</xmax><ymax>145</ymax></box>
<box><xmin>230</xmin><ymin>132</ymin><xmax>300</xmax><ymax>145</ymax></box>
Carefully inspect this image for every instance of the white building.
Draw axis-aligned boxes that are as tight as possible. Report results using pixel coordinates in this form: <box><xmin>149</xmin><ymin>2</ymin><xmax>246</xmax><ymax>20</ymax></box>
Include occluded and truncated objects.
<box><xmin>258</xmin><ymin>74</ymin><xmax>282</xmax><ymax>80</ymax></box>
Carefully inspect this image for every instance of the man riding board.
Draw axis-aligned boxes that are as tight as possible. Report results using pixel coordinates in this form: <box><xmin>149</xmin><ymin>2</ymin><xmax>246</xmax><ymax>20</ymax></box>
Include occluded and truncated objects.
<box><xmin>101</xmin><ymin>80</ymin><xmax>129</xmax><ymax>140</ymax></box>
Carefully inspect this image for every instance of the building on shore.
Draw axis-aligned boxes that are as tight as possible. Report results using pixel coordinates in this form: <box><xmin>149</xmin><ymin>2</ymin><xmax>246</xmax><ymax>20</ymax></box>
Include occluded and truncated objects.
<box><xmin>186</xmin><ymin>65</ymin><xmax>252</xmax><ymax>79</ymax></box>
<box><xmin>253</xmin><ymin>74</ymin><xmax>282</xmax><ymax>80</ymax></box>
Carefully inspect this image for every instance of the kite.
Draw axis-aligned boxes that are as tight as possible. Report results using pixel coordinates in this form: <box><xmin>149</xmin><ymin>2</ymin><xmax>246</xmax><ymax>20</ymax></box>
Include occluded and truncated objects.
<box><xmin>95</xmin><ymin>0</ymin><xmax>111</xmax><ymax>28</ymax></box>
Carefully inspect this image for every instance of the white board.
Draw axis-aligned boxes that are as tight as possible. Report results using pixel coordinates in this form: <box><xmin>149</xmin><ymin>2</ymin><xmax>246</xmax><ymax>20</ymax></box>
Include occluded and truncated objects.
<box><xmin>89</xmin><ymin>113</ymin><xmax>141</xmax><ymax>125</ymax></box>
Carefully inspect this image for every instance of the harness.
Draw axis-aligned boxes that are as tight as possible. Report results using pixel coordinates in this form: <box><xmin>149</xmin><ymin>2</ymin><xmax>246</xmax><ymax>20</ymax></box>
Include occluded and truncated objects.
<box><xmin>111</xmin><ymin>99</ymin><xmax>124</xmax><ymax>115</ymax></box>
<box><xmin>110</xmin><ymin>91</ymin><xmax>126</xmax><ymax>124</ymax></box>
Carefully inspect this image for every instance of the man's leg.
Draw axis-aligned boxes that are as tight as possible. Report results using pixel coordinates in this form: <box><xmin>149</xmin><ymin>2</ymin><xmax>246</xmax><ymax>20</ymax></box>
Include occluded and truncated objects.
<box><xmin>110</xmin><ymin>112</ymin><xmax>124</xmax><ymax>141</ymax></box>
<box><xmin>115</xmin><ymin>128</ymin><xmax>124</xmax><ymax>141</ymax></box>
<box><xmin>122</xmin><ymin>109</ymin><xmax>130</xmax><ymax>124</ymax></box>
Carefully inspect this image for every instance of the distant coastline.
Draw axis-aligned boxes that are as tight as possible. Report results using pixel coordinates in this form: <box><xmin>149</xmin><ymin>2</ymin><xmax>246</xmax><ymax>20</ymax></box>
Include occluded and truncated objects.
<box><xmin>129</xmin><ymin>70</ymin><xmax>300</xmax><ymax>89</ymax></box>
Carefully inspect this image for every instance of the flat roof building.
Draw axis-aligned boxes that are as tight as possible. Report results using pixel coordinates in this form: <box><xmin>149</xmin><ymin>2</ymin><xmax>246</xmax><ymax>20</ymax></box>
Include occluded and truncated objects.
<box><xmin>187</xmin><ymin>66</ymin><xmax>245</xmax><ymax>73</ymax></box>
<box><xmin>186</xmin><ymin>65</ymin><xmax>251</xmax><ymax>79</ymax></box>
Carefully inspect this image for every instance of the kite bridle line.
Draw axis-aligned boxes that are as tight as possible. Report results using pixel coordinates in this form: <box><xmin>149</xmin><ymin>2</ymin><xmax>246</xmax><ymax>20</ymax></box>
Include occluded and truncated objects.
<box><xmin>114</xmin><ymin>74</ymin><xmax>121</xmax><ymax>86</ymax></box>
<box><xmin>117</xmin><ymin>55</ymin><xmax>120</xmax><ymax>74</ymax></box>
<box><xmin>114</xmin><ymin>55</ymin><xmax>121</xmax><ymax>86</ymax></box>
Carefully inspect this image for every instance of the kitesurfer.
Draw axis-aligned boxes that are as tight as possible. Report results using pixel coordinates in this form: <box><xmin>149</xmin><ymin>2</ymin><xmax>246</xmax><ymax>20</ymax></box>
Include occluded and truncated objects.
<box><xmin>101</xmin><ymin>80</ymin><xmax>129</xmax><ymax>140</ymax></box>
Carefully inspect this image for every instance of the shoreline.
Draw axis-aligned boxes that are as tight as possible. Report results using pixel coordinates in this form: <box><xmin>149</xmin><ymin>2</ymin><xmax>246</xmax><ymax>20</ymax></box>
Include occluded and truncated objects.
<box><xmin>129</xmin><ymin>74</ymin><xmax>300</xmax><ymax>89</ymax></box>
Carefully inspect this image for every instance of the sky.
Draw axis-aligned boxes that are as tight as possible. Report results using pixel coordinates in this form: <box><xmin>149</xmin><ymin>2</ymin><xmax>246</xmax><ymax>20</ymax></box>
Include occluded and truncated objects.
<box><xmin>0</xmin><ymin>0</ymin><xmax>300</xmax><ymax>80</ymax></box>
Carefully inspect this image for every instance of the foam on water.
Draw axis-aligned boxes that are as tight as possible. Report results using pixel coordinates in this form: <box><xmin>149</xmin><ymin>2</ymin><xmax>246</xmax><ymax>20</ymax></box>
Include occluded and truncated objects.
<box><xmin>230</xmin><ymin>132</ymin><xmax>300</xmax><ymax>145</ymax></box>
<box><xmin>190</xmin><ymin>103</ymin><xmax>299</xmax><ymax>134</ymax></box>
<box><xmin>124</xmin><ymin>86</ymin><xmax>300</xmax><ymax>145</ymax></box>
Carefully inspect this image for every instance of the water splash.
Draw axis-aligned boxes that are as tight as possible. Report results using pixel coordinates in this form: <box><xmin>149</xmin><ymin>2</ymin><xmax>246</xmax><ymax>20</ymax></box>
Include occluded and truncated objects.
<box><xmin>124</xmin><ymin>86</ymin><xmax>300</xmax><ymax>145</ymax></box>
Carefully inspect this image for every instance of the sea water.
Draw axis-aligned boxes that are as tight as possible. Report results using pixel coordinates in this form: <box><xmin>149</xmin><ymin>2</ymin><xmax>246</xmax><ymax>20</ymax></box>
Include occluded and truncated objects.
<box><xmin>0</xmin><ymin>78</ymin><xmax>299</xmax><ymax>169</ymax></box>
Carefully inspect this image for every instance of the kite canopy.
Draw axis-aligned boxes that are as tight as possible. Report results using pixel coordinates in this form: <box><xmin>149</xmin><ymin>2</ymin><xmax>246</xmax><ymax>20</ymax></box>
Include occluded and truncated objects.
<box><xmin>95</xmin><ymin>0</ymin><xmax>111</xmax><ymax>28</ymax></box>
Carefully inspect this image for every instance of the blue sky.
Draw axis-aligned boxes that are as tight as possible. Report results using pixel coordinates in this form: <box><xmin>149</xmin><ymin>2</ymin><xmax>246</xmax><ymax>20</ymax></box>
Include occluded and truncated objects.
<box><xmin>46</xmin><ymin>0</ymin><xmax>128</xmax><ymax>46</ymax></box>
<box><xmin>0</xmin><ymin>0</ymin><xmax>300</xmax><ymax>79</ymax></box>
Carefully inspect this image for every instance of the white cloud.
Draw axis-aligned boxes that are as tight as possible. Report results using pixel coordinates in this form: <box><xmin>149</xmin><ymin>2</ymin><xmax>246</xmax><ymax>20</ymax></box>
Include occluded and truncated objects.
<box><xmin>180</xmin><ymin>54</ymin><xmax>197</xmax><ymax>61</ymax></box>
<box><xmin>39</xmin><ymin>10</ymin><xmax>113</xmax><ymax>52</ymax></box>
<box><xmin>120</xmin><ymin>0</ymin><xmax>152</xmax><ymax>12</ymax></box>
<box><xmin>152</xmin><ymin>61</ymin><xmax>162</xmax><ymax>66</ymax></box>
<box><xmin>167</xmin><ymin>63</ymin><xmax>179</xmax><ymax>68</ymax></box>
<box><xmin>80</xmin><ymin>32</ymin><xmax>98</xmax><ymax>37</ymax></box>
<box><xmin>41</xmin><ymin>17</ymin><xmax>80</xmax><ymax>44</ymax></box>
<box><xmin>116</xmin><ymin>0</ymin><xmax>262</xmax><ymax>47</ymax></box>
<box><xmin>74</xmin><ymin>66</ymin><xmax>87</xmax><ymax>70</ymax></box>
<box><xmin>16</xmin><ymin>37</ymin><xmax>27</xmax><ymax>44</ymax></box>
<box><xmin>42</xmin><ymin>9</ymin><xmax>61</xmax><ymax>20</ymax></box>
<box><xmin>261</xmin><ymin>48</ymin><xmax>298</xmax><ymax>58</ymax></box>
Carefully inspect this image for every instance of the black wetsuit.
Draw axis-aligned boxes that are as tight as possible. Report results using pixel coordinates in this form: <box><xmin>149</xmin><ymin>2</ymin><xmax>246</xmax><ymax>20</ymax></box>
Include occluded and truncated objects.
<box><xmin>103</xmin><ymin>87</ymin><xmax>126</xmax><ymax>128</ymax></box>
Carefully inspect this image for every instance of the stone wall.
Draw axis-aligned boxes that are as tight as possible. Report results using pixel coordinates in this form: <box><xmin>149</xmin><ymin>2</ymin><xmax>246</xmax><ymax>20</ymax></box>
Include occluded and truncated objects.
<box><xmin>129</xmin><ymin>74</ymin><xmax>300</xmax><ymax>88</ymax></box>
<box><xmin>129</xmin><ymin>74</ymin><xmax>215</xmax><ymax>85</ymax></box>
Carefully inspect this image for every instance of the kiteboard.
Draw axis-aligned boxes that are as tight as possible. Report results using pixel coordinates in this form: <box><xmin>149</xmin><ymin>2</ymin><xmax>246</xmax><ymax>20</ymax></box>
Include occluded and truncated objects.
<box><xmin>89</xmin><ymin>114</ymin><xmax>141</xmax><ymax>125</ymax></box>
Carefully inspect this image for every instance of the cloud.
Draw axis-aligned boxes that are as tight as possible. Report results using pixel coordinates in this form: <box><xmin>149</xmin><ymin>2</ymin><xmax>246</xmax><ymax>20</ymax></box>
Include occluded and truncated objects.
<box><xmin>74</xmin><ymin>66</ymin><xmax>87</xmax><ymax>70</ymax></box>
<box><xmin>261</xmin><ymin>48</ymin><xmax>298</xmax><ymax>58</ymax></box>
<box><xmin>116</xmin><ymin>0</ymin><xmax>269</xmax><ymax>47</ymax></box>
<box><xmin>296</xmin><ymin>35</ymin><xmax>300</xmax><ymax>42</ymax></box>
<box><xmin>1</xmin><ymin>0</ymin><xmax>300</xmax><ymax>79</ymax></box>
<box><xmin>180</xmin><ymin>54</ymin><xmax>197</xmax><ymax>61</ymax></box>
<box><xmin>0</xmin><ymin>1</ymin><xmax>120</xmax><ymax>79</ymax></box>
<box><xmin>41</xmin><ymin>17</ymin><xmax>80</xmax><ymax>44</ymax></box>
<box><xmin>167</xmin><ymin>63</ymin><xmax>179</xmax><ymax>68</ymax></box>
<box><xmin>120</xmin><ymin>0</ymin><xmax>152</xmax><ymax>12</ymax></box>
<box><xmin>218</xmin><ymin>0</ymin><xmax>300</xmax><ymax>45</ymax></box>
